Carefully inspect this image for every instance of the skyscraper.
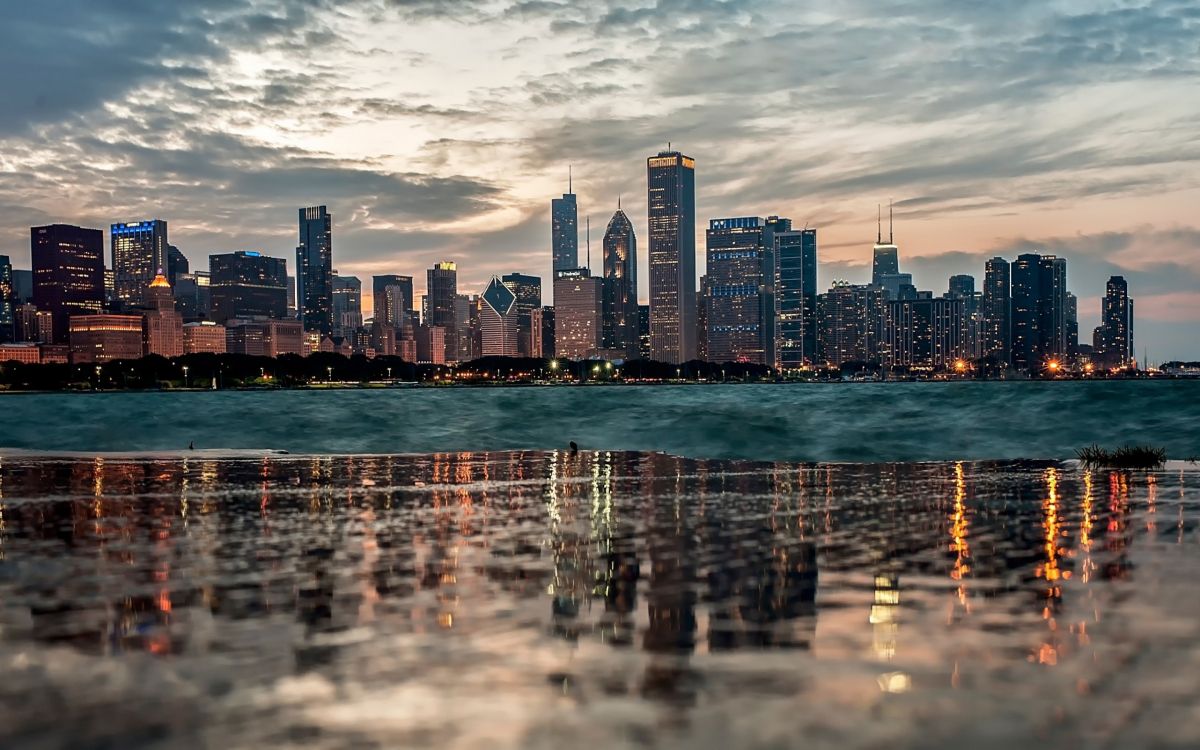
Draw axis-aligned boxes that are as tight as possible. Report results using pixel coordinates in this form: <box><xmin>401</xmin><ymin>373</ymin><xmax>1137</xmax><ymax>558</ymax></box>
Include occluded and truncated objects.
<box><xmin>426</xmin><ymin>261</ymin><xmax>458</xmax><ymax>362</ymax></box>
<box><xmin>871</xmin><ymin>205</ymin><xmax>899</xmax><ymax>288</ymax></box>
<box><xmin>142</xmin><ymin>271</ymin><xmax>184</xmax><ymax>357</ymax></box>
<box><xmin>111</xmin><ymin>220</ymin><xmax>169</xmax><ymax>307</ymax></box>
<box><xmin>502</xmin><ymin>273</ymin><xmax>542</xmax><ymax>357</ymax></box>
<box><xmin>1011</xmin><ymin>253</ymin><xmax>1069</xmax><ymax>370</ymax></box>
<box><xmin>296</xmin><ymin>206</ymin><xmax>333</xmax><ymax>335</ymax></box>
<box><xmin>601</xmin><ymin>205</ymin><xmax>638</xmax><ymax>358</ymax></box>
<box><xmin>704</xmin><ymin>216</ymin><xmax>782</xmax><ymax>366</ymax></box>
<box><xmin>332</xmin><ymin>273</ymin><xmax>362</xmax><ymax>338</ymax></box>
<box><xmin>776</xmin><ymin>228</ymin><xmax>818</xmax><ymax>369</ymax></box>
<box><xmin>551</xmin><ymin>175</ymin><xmax>579</xmax><ymax>276</ymax></box>
<box><xmin>554</xmin><ymin>268</ymin><xmax>603</xmax><ymax>359</ymax></box>
<box><xmin>1099</xmin><ymin>276</ymin><xmax>1134</xmax><ymax>368</ymax></box>
<box><xmin>167</xmin><ymin>244</ymin><xmax>189</xmax><ymax>283</ymax></box>
<box><xmin>981</xmin><ymin>257</ymin><xmax>1011</xmax><ymax>365</ymax></box>
<box><xmin>480</xmin><ymin>277</ymin><xmax>520</xmax><ymax>357</ymax></box>
<box><xmin>0</xmin><ymin>255</ymin><xmax>13</xmax><ymax>343</ymax></box>
<box><xmin>884</xmin><ymin>297</ymin><xmax>964</xmax><ymax>369</ymax></box>
<box><xmin>372</xmin><ymin>274</ymin><xmax>413</xmax><ymax>328</ymax></box>
<box><xmin>817</xmin><ymin>282</ymin><xmax>885</xmax><ymax>366</ymax></box>
<box><xmin>209</xmin><ymin>251</ymin><xmax>288</xmax><ymax>323</ymax></box>
<box><xmin>647</xmin><ymin>149</ymin><xmax>696</xmax><ymax>363</ymax></box>
<box><xmin>31</xmin><ymin>224</ymin><xmax>105</xmax><ymax>343</ymax></box>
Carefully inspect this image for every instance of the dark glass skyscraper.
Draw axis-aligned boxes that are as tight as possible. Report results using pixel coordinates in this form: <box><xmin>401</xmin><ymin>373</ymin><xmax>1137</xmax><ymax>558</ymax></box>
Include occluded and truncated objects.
<box><xmin>167</xmin><ymin>244</ymin><xmax>189</xmax><ymax>283</ymax></box>
<box><xmin>1011</xmin><ymin>253</ymin><xmax>1068</xmax><ymax>370</ymax></box>
<box><xmin>601</xmin><ymin>206</ymin><xmax>638</xmax><ymax>358</ymax></box>
<box><xmin>981</xmin><ymin>257</ymin><xmax>1011</xmax><ymax>364</ymax></box>
<box><xmin>31</xmin><ymin>224</ymin><xmax>105</xmax><ymax>343</ymax></box>
<box><xmin>647</xmin><ymin>150</ymin><xmax>696</xmax><ymax>364</ymax></box>
<box><xmin>296</xmin><ymin>206</ymin><xmax>333</xmax><ymax>335</ymax></box>
<box><xmin>111</xmin><ymin>220</ymin><xmax>169</xmax><ymax>307</ymax></box>
<box><xmin>209</xmin><ymin>251</ymin><xmax>288</xmax><ymax>323</ymax></box>
<box><xmin>704</xmin><ymin>216</ymin><xmax>783</xmax><ymax>366</ymax></box>
<box><xmin>776</xmin><ymin>228</ymin><xmax>817</xmax><ymax>369</ymax></box>
<box><xmin>551</xmin><ymin>182</ymin><xmax>578</xmax><ymax>276</ymax></box>
<box><xmin>332</xmin><ymin>273</ymin><xmax>362</xmax><ymax>337</ymax></box>
<box><xmin>501</xmin><ymin>273</ymin><xmax>542</xmax><ymax>357</ymax></box>
<box><xmin>0</xmin><ymin>254</ymin><xmax>13</xmax><ymax>342</ymax></box>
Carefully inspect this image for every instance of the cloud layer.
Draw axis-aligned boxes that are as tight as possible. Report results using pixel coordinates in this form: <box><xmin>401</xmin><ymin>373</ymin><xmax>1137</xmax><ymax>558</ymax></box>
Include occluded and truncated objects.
<box><xmin>1</xmin><ymin>0</ymin><xmax>1197</xmax><ymax>358</ymax></box>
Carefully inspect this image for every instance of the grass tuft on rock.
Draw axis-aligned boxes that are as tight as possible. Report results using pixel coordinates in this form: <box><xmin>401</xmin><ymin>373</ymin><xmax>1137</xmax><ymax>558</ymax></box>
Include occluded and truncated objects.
<box><xmin>1076</xmin><ymin>444</ymin><xmax>1167</xmax><ymax>469</ymax></box>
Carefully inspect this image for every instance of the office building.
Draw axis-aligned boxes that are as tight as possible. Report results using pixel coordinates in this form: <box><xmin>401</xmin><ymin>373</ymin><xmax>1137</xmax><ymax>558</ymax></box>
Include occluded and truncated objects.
<box><xmin>332</xmin><ymin>273</ymin><xmax>362</xmax><ymax>338</ymax></box>
<box><xmin>637</xmin><ymin>304</ymin><xmax>651</xmax><ymax>360</ymax></box>
<box><xmin>704</xmin><ymin>216</ymin><xmax>784</xmax><ymax>366</ymax></box>
<box><xmin>296</xmin><ymin>205</ymin><xmax>333</xmax><ymax>335</ymax></box>
<box><xmin>601</xmin><ymin>206</ymin><xmax>638</xmax><ymax>358</ymax></box>
<box><xmin>12</xmin><ymin>269</ymin><xmax>33</xmax><ymax>304</ymax></box>
<box><xmin>183</xmin><ymin>321</ymin><xmax>227</xmax><ymax>354</ymax></box>
<box><xmin>111</xmin><ymin>220</ymin><xmax>169</xmax><ymax>307</ymax></box>
<box><xmin>373</xmin><ymin>274</ymin><xmax>413</xmax><ymax>328</ymax></box>
<box><xmin>696</xmin><ymin>277</ymin><xmax>709</xmax><ymax>362</ymax></box>
<box><xmin>167</xmin><ymin>244</ymin><xmax>189</xmax><ymax>283</ymax></box>
<box><xmin>554</xmin><ymin>268</ymin><xmax>603</xmax><ymax>359</ymax></box>
<box><xmin>416</xmin><ymin>325</ymin><xmax>446</xmax><ymax>364</ymax></box>
<box><xmin>69</xmin><ymin>314</ymin><xmax>144</xmax><ymax>363</ymax></box>
<box><xmin>776</xmin><ymin>228</ymin><xmax>818</xmax><ymax>369</ymax></box>
<box><xmin>480</xmin><ymin>277</ymin><xmax>521</xmax><ymax>357</ymax></box>
<box><xmin>210</xmin><ymin>251</ymin><xmax>288</xmax><ymax>323</ymax></box>
<box><xmin>174</xmin><ymin>272</ymin><xmax>211</xmax><ymax>322</ymax></box>
<box><xmin>142</xmin><ymin>272</ymin><xmax>184</xmax><ymax>357</ymax></box>
<box><xmin>15</xmin><ymin>304</ymin><xmax>53</xmax><ymax>344</ymax></box>
<box><xmin>226</xmin><ymin>319</ymin><xmax>303</xmax><ymax>358</ymax></box>
<box><xmin>817</xmin><ymin>282</ymin><xmax>886</xmax><ymax>366</ymax></box>
<box><xmin>0</xmin><ymin>343</ymin><xmax>41</xmax><ymax>364</ymax></box>
<box><xmin>647</xmin><ymin>150</ymin><xmax>697</xmax><ymax>363</ymax></box>
<box><xmin>0</xmin><ymin>254</ymin><xmax>13</xmax><ymax>342</ymax></box>
<box><xmin>871</xmin><ymin>205</ymin><xmax>900</xmax><ymax>287</ymax></box>
<box><xmin>1011</xmin><ymin>253</ymin><xmax>1069</xmax><ymax>370</ymax></box>
<box><xmin>552</xmin><ymin>177</ymin><xmax>579</xmax><ymax>275</ymax></box>
<box><xmin>878</xmin><ymin>272</ymin><xmax>915</xmax><ymax>301</ymax></box>
<box><xmin>455</xmin><ymin>293</ymin><xmax>478</xmax><ymax>362</ymax></box>
<box><xmin>502</xmin><ymin>273</ymin><xmax>542</xmax><ymax>357</ymax></box>
<box><xmin>369</xmin><ymin>320</ymin><xmax>396</xmax><ymax>356</ymax></box>
<box><xmin>31</xmin><ymin>224</ymin><xmax>105</xmax><ymax>343</ymax></box>
<box><xmin>1098</xmin><ymin>276</ymin><xmax>1134</xmax><ymax>368</ymax></box>
<box><xmin>884</xmin><ymin>297</ymin><xmax>964</xmax><ymax>369</ymax></box>
<box><xmin>426</xmin><ymin>262</ymin><xmax>458</xmax><ymax>362</ymax></box>
<box><xmin>980</xmin><ymin>257</ymin><xmax>1011</xmax><ymax>364</ymax></box>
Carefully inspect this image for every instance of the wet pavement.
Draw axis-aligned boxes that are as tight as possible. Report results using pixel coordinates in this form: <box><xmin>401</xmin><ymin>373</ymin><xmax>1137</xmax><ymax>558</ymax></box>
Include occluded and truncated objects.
<box><xmin>0</xmin><ymin>452</ymin><xmax>1198</xmax><ymax>748</ymax></box>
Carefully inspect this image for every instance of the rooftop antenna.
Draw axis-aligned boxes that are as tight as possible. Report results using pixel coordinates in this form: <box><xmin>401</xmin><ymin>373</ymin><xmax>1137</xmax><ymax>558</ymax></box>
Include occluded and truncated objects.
<box><xmin>586</xmin><ymin>215</ymin><xmax>591</xmax><ymax>270</ymax></box>
<box><xmin>889</xmin><ymin>199</ymin><xmax>894</xmax><ymax>244</ymax></box>
<box><xmin>618</xmin><ymin>193</ymin><xmax>622</xmax><ymax>210</ymax></box>
<box><xmin>568</xmin><ymin>164</ymin><xmax>573</xmax><ymax>194</ymax></box>
<box><xmin>877</xmin><ymin>204</ymin><xmax>882</xmax><ymax>244</ymax></box>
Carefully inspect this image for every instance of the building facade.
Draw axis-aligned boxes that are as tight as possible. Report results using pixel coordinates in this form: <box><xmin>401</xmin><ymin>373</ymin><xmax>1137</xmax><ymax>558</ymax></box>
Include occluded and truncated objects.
<box><xmin>980</xmin><ymin>257</ymin><xmax>1011</xmax><ymax>365</ymax></box>
<box><xmin>554</xmin><ymin>269</ymin><xmax>603</xmax><ymax>359</ymax></box>
<box><xmin>426</xmin><ymin>262</ymin><xmax>458</xmax><ymax>362</ymax></box>
<box><xmin>0</xmin><ymin>254</ymin><xmax>13</xmax><ymax>343</ymax></box>
<box><xmin>883</xmin><ymin>297</ymin><xmax>963</xmax><ymax>369</ymax></box>
<box><xmin>111</xmin><ymin>220</ymin><xmax>168</xmax><ymax>307</ymax></box>
<box><xmin>480</xmin><ymin>277</ymin><xmax>521</xmax><ymax>357</ymax></box>
<box><xmin>296</xmin><ymin>206</ymin><xmax>333</xmax><ymax>335</ymax></box>
<box><xmin>601</xmin><ymin>207</ymin><xmax>638</xmax><ymax>359</ymax></box>
<box><xmin>502</xmin><ymin>273</ymin><xmax>542</xmax><ymax>357</ymax></box>
<box><xmin>1098</xmin><ymin>275</ymin><xmax>1134</xmax><ymax>369</ymax></box>
<box><xmin>552</xmin><ymin>188</ymin><xmax>579</xmax><ymax>276</ymax></box>
<box><xmin>332</xmin><ymin>273</ymin><xmax>362</xmax><ymax>338</ymax></box>
<box><xmin>31</xmin><ymin>224</ymin><xmax>106</xmax><ymax>344</ymax></box>
<box><xmin>817</xmin><ymin>282</ymin><xmax>885</xmax><ymax>367</ymax></box>
<box><xmin>183</xmin><ymin>322</ymin><xmax>227</xmax><ymax>354</ymax></box>
<box><xmin>210</xmin><ymin>252</ymin><xmax>288</xmax><ymax>323</ymax></box>
<box><xmin>69</xmin><ymin>314</ymin><xmax>144</xmax><ymax>363</ymax></box>
<box><xmin>647</xmin><ymin>150</ymin><xmax>697</xmax><ymax>364</ymax></box>
<box><xmin>776</xmin><ymin>228</ymin><xmax>818</xmax><ymax>369</ymax></box>
<box><xmin>372</xmin><ymin>274</ymin><xmax>413</xmax><ymax>328</ymax></box>
<box><xmin>142</xmin><ymin>272</ymin><xmax>184</xmax><ymax>357</ymax></box>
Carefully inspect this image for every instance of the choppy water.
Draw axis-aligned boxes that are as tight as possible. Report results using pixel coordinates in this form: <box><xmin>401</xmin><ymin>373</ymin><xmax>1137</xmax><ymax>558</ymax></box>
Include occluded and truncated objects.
<box><xmin>1</xmin><ymin>452</ymin><xmax>1199</xmax><ymax>748</ymax></box>
<box><xmin>3</xmin><ymin>380</ymin><xmax>1199</xmax><ymax>461</ymax></box>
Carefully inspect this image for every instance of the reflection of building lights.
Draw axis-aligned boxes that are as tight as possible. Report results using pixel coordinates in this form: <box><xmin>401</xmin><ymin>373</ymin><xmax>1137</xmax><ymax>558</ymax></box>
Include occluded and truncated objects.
<box><xmin>877</xmin><ymin>671</ymin><xmax>912</xmax><ymax>693</ymax></box>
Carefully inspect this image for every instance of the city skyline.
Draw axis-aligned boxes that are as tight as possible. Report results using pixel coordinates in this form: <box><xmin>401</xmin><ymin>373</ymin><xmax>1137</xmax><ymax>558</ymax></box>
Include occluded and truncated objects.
<box><xmin>0</xmin><ymin>2</ymin><xmax>1196</xmax><ymax>358</ymax></box>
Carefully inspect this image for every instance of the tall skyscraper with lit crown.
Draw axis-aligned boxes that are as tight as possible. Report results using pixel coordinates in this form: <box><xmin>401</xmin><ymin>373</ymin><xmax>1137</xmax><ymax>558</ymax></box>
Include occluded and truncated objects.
<box><xmin>296</xmin><ymin>206</ymin><xmax>333</xmax><ymax>336</ymax></box>
<box><xmin>647</xmin><ymin>149</ymin><xmax>696</xmax><ymax>364</ymax></box>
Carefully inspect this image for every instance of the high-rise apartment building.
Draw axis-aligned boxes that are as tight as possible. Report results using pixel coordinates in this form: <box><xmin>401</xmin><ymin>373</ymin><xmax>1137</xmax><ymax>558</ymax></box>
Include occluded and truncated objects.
<box><xmin>776</xmin><ymin>228</ymin><xmax>818</xmax><ymax>369</ymax></box>
<box><xmin>1098</xmin><ymin>276</ymin><xmax>1134</xmax><ymax>368</ymax></box>
<box><xmin>209</xmin><ymin>251</ymin><xmax>288</xmax><ymax>323</ymax></box>
<box><xmin>111</xmin><ymin>220</ymin><xmax>168</xmax><ymax>307</ymax></box>
<box><xmin>601</xmin><ymin>207</ymin><xmax>638</xmax><ymax>358</ymax></box>
<box><xmin>883</xmin><ymin>297</ymin><xmax>964</xmax><ymax>369</ymax></box>
<box><xmin>817</xmin><ymin>282</ymin><xmax>885</xmax><ymax>366</ymax></box>
<box><xmin>647</xmin><ymin>150</ymin><xmax>696</xmax><ymax>363</ymax></box>
<box><xmin>296</xmin><ymin>206</ymin><xmax>333</xmax><ymax>335</ymax></box>
<box><xmin>31</xmin><ymin>224</ymin><xmax>105</xmax><ymax>343</ymax></box>
<box><xmin>426</xmin><ymin>261</ymin><xmax>458</xmax><ymax>362</ymax></box>
<box><xmin>0</xmin><ymin>254</ymin><xmax>13</xmax><ymax>343</ymax></box>
<box><xmin>1011</xmin><ymin>253</ymin><xmax>1069</xmax><ymax>370</ymax></box>
<box><xmin>981</xmin><ymin>257</ymin><xmax>1011</xmax><ymax>365</ymax></box>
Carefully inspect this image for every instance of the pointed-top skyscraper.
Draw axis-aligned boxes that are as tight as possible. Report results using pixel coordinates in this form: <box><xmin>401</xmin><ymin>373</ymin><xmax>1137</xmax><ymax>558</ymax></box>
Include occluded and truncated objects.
<box><xmin>602</xmin><ymin>201</ymin><xmax>638</xmax><ymax>358</ymax></box>
<box><xmin>552</xmin><ymin>168</ymin><xmax>579</xmax><ymax>277</ymax></box>
<box><xmin>871</xmin><ymin>202</ymin><xmax>899</xmax><ymax>287</ymax></box>
<box><xmin>647</xmin><ymin>149</ymin><xmax>696</xmax><ymax>364</ymax></box>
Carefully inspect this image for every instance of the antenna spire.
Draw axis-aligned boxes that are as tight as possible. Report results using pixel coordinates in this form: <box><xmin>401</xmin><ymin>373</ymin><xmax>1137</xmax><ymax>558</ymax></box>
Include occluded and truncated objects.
<box><xmin>889</xmin><ymin>199</ymin><xmax>894</xmax><ymax>244</ymax></box>
<box><xmin>586</xmin><ymin>216</ymin><xmax>591</xmax><ymax>270</ymax></box>
<box><xmin>618</xmin><ymin>193</ymin><xmax>622</xmax><ymax>210</ymax></box>
<box><xmin>568</xmin><ymin>164</ymin><xmax>572</xmax><ymax>194</ymax></box>
<box><xmin>877</xmin><ymin>205</ymin><xmax>882</xmax><ymax>244</ymax></box>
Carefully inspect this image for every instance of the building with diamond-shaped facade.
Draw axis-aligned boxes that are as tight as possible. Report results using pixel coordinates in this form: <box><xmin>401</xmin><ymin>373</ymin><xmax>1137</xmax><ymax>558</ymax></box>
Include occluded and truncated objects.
<box><xmin>480</xmin><ymin>276</ymin><xmax>520</xmax><ymax>357</ymax></box>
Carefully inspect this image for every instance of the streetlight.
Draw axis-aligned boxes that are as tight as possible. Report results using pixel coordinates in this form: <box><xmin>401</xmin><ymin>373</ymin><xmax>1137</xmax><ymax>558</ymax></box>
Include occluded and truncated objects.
<box><xmin>327</xmin><ymin>366</ymin><xmax>333</xmax><ymax>383</ymax></box>
<box><xmin>94</xmin><ymin>365</ymin><xmax>101</xmax><ymax>389</ymax></box>
<box><xmin>183</xmin><ymin>365</ymin><xmax>189</xmax><ymax>388</ymax></box>
<box><xmin>954</xmin><ymin>359</ymin><xmax>968</xmax><ymax>375</ymax></box>
<box><xmin>387</xmin><ymin>366</ymin><xmax>392</xmax><ymax>381</ymax></box>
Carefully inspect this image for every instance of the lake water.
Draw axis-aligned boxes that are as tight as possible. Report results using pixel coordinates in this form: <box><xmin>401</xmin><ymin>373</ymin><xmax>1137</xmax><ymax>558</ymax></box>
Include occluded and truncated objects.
<box><xmin>2</xmin><ymin>380</ymin><xmax>1198</xmax><ymax>461</ymax></box>
<box><xmin>0</xmin><ymin>451</ymin><xmax>1198</xmax><ymax>748</ymax></box>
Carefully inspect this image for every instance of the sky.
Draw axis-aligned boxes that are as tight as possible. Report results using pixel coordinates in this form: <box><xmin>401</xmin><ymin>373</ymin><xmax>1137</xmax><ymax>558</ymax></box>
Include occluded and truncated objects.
<box><xmin>1</xmin><ymin>0</ymin><xmax>1197</xmax><ymax>359</ymax></box>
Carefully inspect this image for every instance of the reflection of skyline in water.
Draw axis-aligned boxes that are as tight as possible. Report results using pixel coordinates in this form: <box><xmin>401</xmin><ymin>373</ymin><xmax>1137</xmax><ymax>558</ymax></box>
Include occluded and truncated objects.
<box><xmin>0</xmin><ymin>452</ymin><xmax>1195</xmax><ymax>745</ymax></box>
